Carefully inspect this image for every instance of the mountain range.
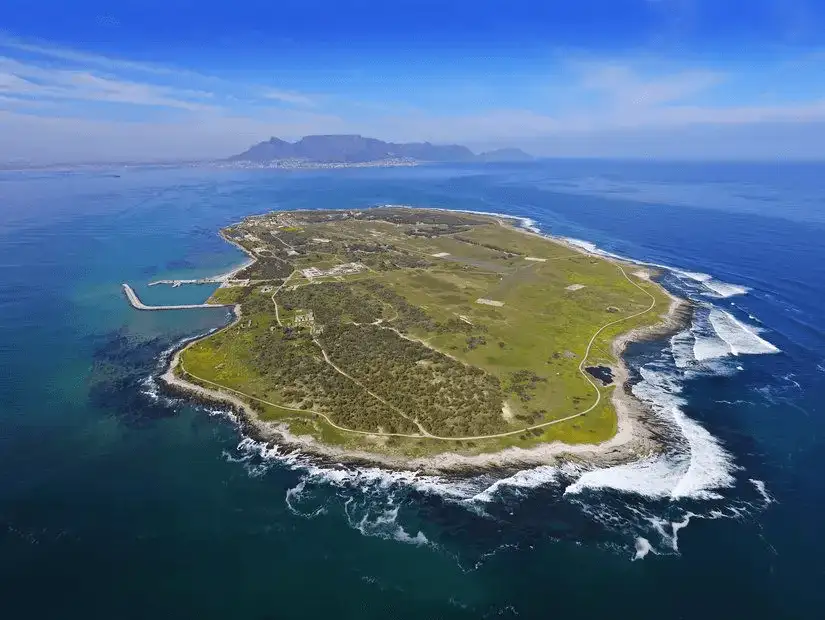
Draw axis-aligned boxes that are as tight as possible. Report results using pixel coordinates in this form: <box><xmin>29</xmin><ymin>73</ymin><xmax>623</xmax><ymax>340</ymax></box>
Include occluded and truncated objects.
<box><xmin>229</xmin><ymin>135</ymin><xmax>532</xmax><ymax>163</ymax></box>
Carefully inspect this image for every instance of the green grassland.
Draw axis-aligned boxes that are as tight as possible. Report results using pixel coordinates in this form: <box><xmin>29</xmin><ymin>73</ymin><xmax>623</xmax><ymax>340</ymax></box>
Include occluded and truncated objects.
<box><xmin>178</xmin><ymin>208</ymin><xmax>672</xmax><ymax>458</ymax></box>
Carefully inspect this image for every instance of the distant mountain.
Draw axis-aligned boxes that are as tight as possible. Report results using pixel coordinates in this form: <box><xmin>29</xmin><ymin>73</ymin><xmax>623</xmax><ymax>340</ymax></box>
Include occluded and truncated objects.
<box><xmin>229</xmin><ymin>134</ymin><xmax>476</xmax><ymax>163</ymax></box>
<box><xmin>477</xmin><ymin>148</ymin><xmax>534</xmax><ymax>162</ymax></box>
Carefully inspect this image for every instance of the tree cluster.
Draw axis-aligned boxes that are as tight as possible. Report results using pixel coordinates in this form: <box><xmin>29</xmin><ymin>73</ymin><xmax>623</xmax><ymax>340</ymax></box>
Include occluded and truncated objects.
<box><xmin>318</xmin><ymin>324</ymin><xmax>506</xmax><ymax>436</ymax></box>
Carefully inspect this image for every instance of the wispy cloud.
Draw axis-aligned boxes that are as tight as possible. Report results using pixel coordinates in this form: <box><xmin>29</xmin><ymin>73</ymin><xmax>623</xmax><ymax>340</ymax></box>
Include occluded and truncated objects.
<box><xmin>578</xmin><ymin>62</ymin><xmax>724</xmax><ymax>108</ymax></box>
<box><xmin>0</xmin><ymin>32</ymin><xmax>188</xmax><ymax>76</ymax></box>
<box><xmin>261</xmin><ymin>89</ymin><xmax>317</xmax><ymax>106</ymax></box>
<box><xmin>0</xmin><ymin>56</ymin><xmax>217</xmax><ymax>111</ymax></box>
<box><xmin>0</xmin><ymin>34</ymin><xmax>318</xmax><ymax>113</ymax></box>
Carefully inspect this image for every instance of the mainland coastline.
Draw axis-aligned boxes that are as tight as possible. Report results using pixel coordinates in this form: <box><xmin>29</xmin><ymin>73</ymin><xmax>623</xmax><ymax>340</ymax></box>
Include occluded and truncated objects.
<box><xmin>148</xmin><ymin>208</ymin><xmax>692</xmax><ymax>474</ymax></box>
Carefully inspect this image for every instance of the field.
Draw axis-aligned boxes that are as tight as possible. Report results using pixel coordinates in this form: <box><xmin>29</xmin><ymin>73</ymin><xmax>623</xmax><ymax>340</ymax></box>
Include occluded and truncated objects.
<box><xmin>177</xmin><ymin>207</ymin><xmax>672</xmax><ymax>457</ymax></box>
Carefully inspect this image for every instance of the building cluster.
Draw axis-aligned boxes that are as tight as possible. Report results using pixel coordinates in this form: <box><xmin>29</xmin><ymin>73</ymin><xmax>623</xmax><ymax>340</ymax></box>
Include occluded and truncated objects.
<box><xmin>300</xmin><ymin>262</ymin><xmax>366</xmax><ymax>281</ymax></box>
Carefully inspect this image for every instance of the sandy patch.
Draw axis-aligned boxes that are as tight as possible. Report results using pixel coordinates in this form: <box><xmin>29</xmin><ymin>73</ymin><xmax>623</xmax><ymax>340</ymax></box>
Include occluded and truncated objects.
<box><xmin>502</xmin><ymin>402</ymin><xmax>515</xmax><ymax>421</ymax></box>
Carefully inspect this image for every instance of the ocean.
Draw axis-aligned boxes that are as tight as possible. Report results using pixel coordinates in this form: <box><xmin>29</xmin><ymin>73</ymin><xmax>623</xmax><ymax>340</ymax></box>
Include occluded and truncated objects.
<box><xmin>1</xmin><ymin>161</ymin><xmax>823</xmax><ymax>618</ymax></box>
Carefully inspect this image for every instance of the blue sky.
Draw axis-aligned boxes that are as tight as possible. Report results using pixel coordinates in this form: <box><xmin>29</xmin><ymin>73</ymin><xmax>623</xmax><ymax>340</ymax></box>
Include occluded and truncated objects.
<box><xmin>2</xmin><ymin>0</ymin><xmax>825</xmax><ymax>162</ymax></box>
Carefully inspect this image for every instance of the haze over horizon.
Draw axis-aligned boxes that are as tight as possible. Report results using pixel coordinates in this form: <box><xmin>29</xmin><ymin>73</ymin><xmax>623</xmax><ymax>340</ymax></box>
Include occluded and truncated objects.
<box><xmin>3</xmin><ymin>0</ymin><xmax>825</xmax><ymax>163</ymax></box>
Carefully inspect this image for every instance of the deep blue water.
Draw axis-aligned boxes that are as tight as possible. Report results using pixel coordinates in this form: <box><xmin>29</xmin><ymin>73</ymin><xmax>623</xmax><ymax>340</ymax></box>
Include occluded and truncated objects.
<box><xmin>1</xmin><ymin>162</ymin><xmax>824</xmax><ymax>619</ymax></box>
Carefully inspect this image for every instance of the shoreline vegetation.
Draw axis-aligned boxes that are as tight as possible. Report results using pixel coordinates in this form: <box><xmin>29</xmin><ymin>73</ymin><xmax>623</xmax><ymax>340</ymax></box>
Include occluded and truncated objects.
<box><xmin>143</xmin><ymin>207</ymin><xmax>691</xmax><ymax>473</ymax></box>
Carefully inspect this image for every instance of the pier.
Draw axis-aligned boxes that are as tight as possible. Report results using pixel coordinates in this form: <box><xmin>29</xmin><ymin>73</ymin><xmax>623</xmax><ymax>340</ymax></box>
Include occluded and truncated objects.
<box><xmin>122</xmin><ymin>283</ymin><xmax>230</xmax><ymax>311</ymax></box>
<box><xmin>148</xmin><ymin>278</ymin><xmax>220</xmax><ymax>287</ymax></box>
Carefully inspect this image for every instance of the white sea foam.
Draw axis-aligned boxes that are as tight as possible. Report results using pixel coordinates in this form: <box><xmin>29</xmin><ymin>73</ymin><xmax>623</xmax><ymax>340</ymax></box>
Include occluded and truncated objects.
<box><xmin>233</xmin><ymin>436</ymin><xmax>483</xmax><ymax>500</ymax></box>
<box><xmin>520</xmin><ymin>217</ymin><xmax>541</xmax><ymax>233</ymax></box>
<box><xmin>669</xmin><ymin>330</ymin><xmax>696</xmax><ymax>369</ymax></box>
<box><xmin>639</xmin><ymin>368</ymin><xmax>737</xmax><ymax>500</ymax></box>
<box><xmin>468</xmin><ymin>465</ymin><xmax>564</xmax><ymax>503</ymax></box>
<box><xmin>672</xmin><ymin>269</ymin><xmax>713</xmax><ymax>283</ymax></box>
<box><xmin>144</xmin><ymin>326</ymin><xmax>221</xmax><ymax>401</ymax></box>
<box><xmin>672</xmin><ymin>307</ymin><xmax>779</xmax><ymax>366</ymax></box>
<box><xmin>669</xmin><ymin>514</ymin><xmax>693</xmax><ymax>550</ymax></box>
<box><xmin>563</xmin><ymin>237</ymin><xmax>598</xmax><ymax>254</ymax></box>
<box><xmin>702</xmin><ymin>281</ymin><xmax>751</xmax><ymax>298</ymax></box>
<box><xmin>693</xmin><ymin>331</ymin><xmax>732</xmax><ymax>362</ymax></box>
<box><xmin>708</xmin><ymin>308</ymin><xmax>780</xmax><ymax>356</ymax></box>
<box><xmin>285</xmin><ymin>479</ymin><xmax>328</xmax><ymax>518</ymax></box>
<box><xmin>633</xmin><ymin>537</ymin><xmax>654</xmax><ymax>560</ymax></box>
<box><xmin>648</xmin><ymin>513</ymin><xmax>695</xmax><ymax>552</ymax></box>
<box><xmin>562</xmin><ymin>237</ymin><xmax>627</xmax><ymax>262</ymax></box>
<box><xmin>566</xmin><ymin>366</ymin><xmax>736</xmax><ymax>500</ymax></box>
<box><xmin>140</xmin><ymin>375</ymin><xmax>160</xmax><ymax>400</ymax></box>
<box><xmin>749</xmin><ymin>479</ymin><xmax>774</xmax><ymax>505</ymax></box>
<box><xmin>344</xmin><ymin>500</ymin><xmax>431</xmax><ymax>547</ymax></box>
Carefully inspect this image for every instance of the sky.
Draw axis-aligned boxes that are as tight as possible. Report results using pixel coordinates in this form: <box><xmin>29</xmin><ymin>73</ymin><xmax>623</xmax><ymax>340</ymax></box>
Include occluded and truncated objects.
<box><xmin>2</xmin><ymin>0</ymin><xmax>825</xmax><ymax>162</ymax></box>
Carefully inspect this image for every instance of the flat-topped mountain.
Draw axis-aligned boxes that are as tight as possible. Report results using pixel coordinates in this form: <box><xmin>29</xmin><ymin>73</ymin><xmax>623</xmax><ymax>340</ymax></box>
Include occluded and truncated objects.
<box><xmin>228</xmin><ymin>135</ymin><xmax>533</xmax><ymax>164</ymax></box>
<box><xmin>229</xmin><ymin>134</ymin><xmax>476</xmax><ymax>163</ymax></box>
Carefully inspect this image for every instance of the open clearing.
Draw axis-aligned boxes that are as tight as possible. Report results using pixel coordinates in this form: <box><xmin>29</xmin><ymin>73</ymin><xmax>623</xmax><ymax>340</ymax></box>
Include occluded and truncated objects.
<box><xmin>177</xmin><ymin>207</ymin><xmax>672</xmax><ymax>458</ymax></box>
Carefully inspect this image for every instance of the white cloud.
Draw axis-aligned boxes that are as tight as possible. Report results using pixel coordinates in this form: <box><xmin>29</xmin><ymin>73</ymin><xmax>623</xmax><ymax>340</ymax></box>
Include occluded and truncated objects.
<box><xmin>261</xmin><ymin>89</ymin><xmax>316</xmax><ymax>106</ymax></box>
<box><xmin>0</xmin><ymin>32</ymin><xmax>191</xmax><ymax>76</ymax></box>
<box><xmin>0</xmin><ymin>35</ymin><xmax>317</xmax><ymax>112</ymax></box>
<box><xmin>579</xmin><ymin>62</ymin><xmax>724</xmax><ymax>108</ymax></box>
<box><xmin>0</xmin><ymin>56</ymin><xmax>218</xmax><ymax>111</ymax></box>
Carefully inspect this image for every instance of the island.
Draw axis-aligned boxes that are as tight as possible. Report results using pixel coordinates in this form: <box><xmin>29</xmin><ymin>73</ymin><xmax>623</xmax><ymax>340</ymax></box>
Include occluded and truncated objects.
<box><xmin>143</xmin><ymin>207</ymin><xmax>688</xmax><ymax>471</ymax></box>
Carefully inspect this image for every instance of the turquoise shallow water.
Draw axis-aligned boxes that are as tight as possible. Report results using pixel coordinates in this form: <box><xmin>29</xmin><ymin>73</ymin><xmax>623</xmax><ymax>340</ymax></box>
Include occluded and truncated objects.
<box><xmin>1</xmin><ymin>163</ymin><xmax>824</xmax><ymax>618</ymax></box>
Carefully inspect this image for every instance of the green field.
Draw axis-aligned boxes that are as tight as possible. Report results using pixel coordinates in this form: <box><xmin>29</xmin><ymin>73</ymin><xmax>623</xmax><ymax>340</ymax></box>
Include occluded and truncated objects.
<box><xmin>178</xmin><ymin>208</ymin><xmax>672</xmax><ymax>458</ymax></box>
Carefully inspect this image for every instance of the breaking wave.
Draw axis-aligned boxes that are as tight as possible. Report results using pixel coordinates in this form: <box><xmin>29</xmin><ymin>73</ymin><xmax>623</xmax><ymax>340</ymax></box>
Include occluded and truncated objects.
<box><xmin>669</xmin><ymin>269</ymin><xmax>751</xmax><ymax>299</ymax></box>
<box><xmin>139</xmin><ymin>326</ymin><xmax>221</xmax><ymax>405</ymax></box>
<box><xmin>708</xmin><ymin>308</ymin><xmax>780</xmax><ymax>356</ymax></box>
<box><xmin>671</xmin><ymin>307</ymin><xmax>780</xmax><ymax>369</ymax></box>
<box><xmin>468</xmin><ymin>465</ymin><xmax>566</xmax><ymax>504</ymax></box>
<box><xmin>566</xmin><ymin>362</ymin><xmax>737</xmax><ymax>501</ymax></box>
<box><xmin>562</xmin><ymin>237</ymin><xmax>751</xmax><ymax>300</ymax></box>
